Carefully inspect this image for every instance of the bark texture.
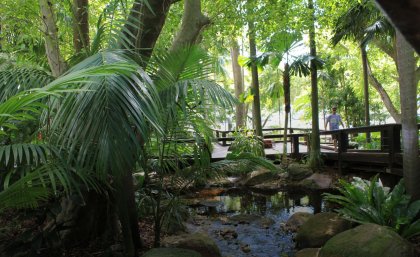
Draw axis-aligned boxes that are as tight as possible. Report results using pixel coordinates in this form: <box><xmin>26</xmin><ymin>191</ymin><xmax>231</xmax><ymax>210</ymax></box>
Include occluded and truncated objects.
<box><xmin>396</xmin><ymin>30</ymin><xmax>420</xmax><ymax>200</ymax></box>
<box><xmin>361</xmin><ymin>46</ymin><xmax>370</xmax><ymax>127</ymax></box>
<box><xmin>72</xmin><ymin>0</ymin><xmax>89</xmax><ymax>53</ymax></box>
<box><xmin>39</xmin><ymin>0</ymin><xmax>67</xmax><ymax>77</ymax></box>
<box><xmin>230</xmin><ymin>40</ymin><xmax>245</xmax><ymax>129</ymax></box>
<box><xmin>124</xmin><ymin>0</ymin><xmax>177</xmax><ymax>64</ymax></box>
<box><xmin>366</xmin><ymin>58</ymin><xmax>402</xmax><ymax>123</ymax></box>
<box><xmin>170</xmin><ymin>0</ymin><xmax>210</xmax><ymax>52</ymax></box>
<box><xmin>247</xmin><ymin>16</ymin><xmax>263</xmax><ymax>137</ymax></box>
<box><xmin>308</xmin><ymin>0</ymin><xmax>321</xmax><ymax>169</ymax></box>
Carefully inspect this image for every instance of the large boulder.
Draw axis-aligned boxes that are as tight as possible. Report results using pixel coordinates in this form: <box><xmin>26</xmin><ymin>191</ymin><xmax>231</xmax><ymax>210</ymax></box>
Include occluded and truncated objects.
<box><xmin>283</xmin><ymin>212</ymin><xmax>314</xmax><ymax>232</ymax></box>
<box><xmin>319</xmin><ymin>223</ymin><xmax>417</xmax><ymax>257</ymax></box>
<box><xmin>141</xmin><ymin>248</ymin><xmax>202</xmax><ymax>257</ymax></box>
<box><xmin>237</xmin><ymin>168</ymin><xmax>276</xmax><ymax>186</ymax></box>
<box><xmin>287</xmin><ymin>163</ymin><xmax>313</xmax><ymax>181</ymax></box>
<box><xmin>295</xmin><ymin>248</ymin><xmax>320</xmax><ymax>257</ymax></box>
<box><xmin>299</xmin><ymin>174</ymin><xmax>332</xmax><ymax>190</ymax></box>
<box><xmin>162</xmin><ymin>233</ymin><xmax>221</xmax><ymax>257</ymax></box>
<box><xmin>296</xmin><ymin>212</ymin><xmax>352</xmax><ymax>249</ymax></box>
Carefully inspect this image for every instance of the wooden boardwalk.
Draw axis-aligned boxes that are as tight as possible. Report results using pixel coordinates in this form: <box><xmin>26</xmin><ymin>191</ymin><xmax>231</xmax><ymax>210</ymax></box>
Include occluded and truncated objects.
<box><xmin>211</xmin><ymin>124</ymin><xmax>420</xmax><ymax>176</ymax></box>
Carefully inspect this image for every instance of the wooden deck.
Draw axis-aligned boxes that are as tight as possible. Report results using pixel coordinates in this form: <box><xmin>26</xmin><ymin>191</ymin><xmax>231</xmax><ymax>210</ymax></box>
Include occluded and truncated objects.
<box><xmin>211</xmin><ymin>124</ymin><xmax>420</xmax><ymax>176</ymax></box>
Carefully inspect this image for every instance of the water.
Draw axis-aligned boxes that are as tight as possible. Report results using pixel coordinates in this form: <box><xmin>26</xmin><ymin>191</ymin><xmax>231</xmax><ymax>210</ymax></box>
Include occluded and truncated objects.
<box><xmin>184</xmin><ymin>188</ymin><xmax>326</xmax><ymax>257</ymax></box>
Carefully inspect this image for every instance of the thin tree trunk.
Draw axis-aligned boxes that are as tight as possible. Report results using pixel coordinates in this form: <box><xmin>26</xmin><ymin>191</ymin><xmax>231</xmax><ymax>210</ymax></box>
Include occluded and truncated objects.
<box><xmin>361</xmin><ymin>46</ymin><xmax>370</xmax><ymax>142</ymax></box>
<box><xmin>366</xmin><ymin>58</ymin><xmax>402</xmax><ymax>123</ymax></box>
<box><xmin>283</xmin><ymin>62</ymin><xmax>290</xmax><ymax>161</ymax></box>
<box><xmin>396</xmin><ymin>30</ymin><xmax>420</xmax><ymax>200</ymax></box>
<box><xmin>308</xmin><ymin>0</ymin><xmax>321</xmax><ymax>169</ymax></box>
<box><xmin>231</xmin><ymin>40</ymin><xmax>245</xmax><ymax>129</ymax></box>
<box><xmin>39</xmin><ymin>0</ymin><xmax>67</xmax><ymax>77</ymax></box>
<box><xmin>170</xmin><ymin>0</ymin><xmax>210</xmax><ymax>52</ymax></box>
<box><xmin>247</xmin><ymin>17</ymin><xmax>263</xmax><ymax>137</ymax></box>
<box><xmin>72</xmin><ymin>0</ymin><xmax>89</xmax><ymax>53</ymax></box>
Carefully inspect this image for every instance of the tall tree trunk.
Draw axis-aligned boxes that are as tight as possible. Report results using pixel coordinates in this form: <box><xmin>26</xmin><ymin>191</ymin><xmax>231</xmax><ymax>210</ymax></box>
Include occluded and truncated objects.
<box><xmin>170</xmin><ymin>0</ymin><xmax>210</xmax><ymax>52</ymax></box>
<box><xmin>282</xmin><ymin>63</ymin><xmax>290</xmax><ymax>161</ymax></box>
<box><xmin>247</xmin><ymin>18</ymin><xmax>263</xmax><ymax>137</ymax></box>
<box><xmin>366</xmin><ymin>58</ymin><xmax>402</xmax><ymax>123</ymax></box>
<box><xmin>396</xmin><ymin>30</ymin><xmax>420</xmax><ymax>200</ymax></box>
<box><xmin>123</xmin><ymin>0</ymin><xmax>178</xmax><ymax>66</ymax></box>
<box><xmin>308</xmin><ymin>0</ymin><xmax>321</xmax><ymax>169</ymax></box>
<box><xmin>231</xmin><ymin>40</ymin><xmax>245</xmax><ymax>129</ymax></box>
<box><xmin>39</xmin><ymin>0</ymin><xmax>67</xmax><ymax>77</ymax></box>
<box><xmin>361</xmin><ymin>46</ymin><xmax>371</xmax><ymax>141</ymax></box>
<box><xmin>72</xmin><ymin>0</ymin><xmax>89</xmax><ymax>53</ymax></box>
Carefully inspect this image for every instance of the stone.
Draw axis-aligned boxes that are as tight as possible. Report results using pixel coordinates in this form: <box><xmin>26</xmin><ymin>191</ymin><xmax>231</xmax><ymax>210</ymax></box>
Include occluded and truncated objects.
<box><xmin>240</xmin><ymin>244</ymin><xmax>251</xmax><ymax>253</ymax></box>
<box><xmin>296</xmin><ymin>212</ymin><xmax>352</xmax><ymax>249</ymax></box>
<box><xmin>228</xmin><ymin>214</ymin><xmax>275</xmax><ymax>228</ymax></box>
<box><xmin>299</xmin><ymin>173</ymin><xmax>332</xmax><ymax>190</ymax></box>
<box><xmin>219</xmin><ymin>229</ymin><xmax>238</xmax><ymax>240</ymax></box>
<box><xmin>284</xmin><ymin>212</ymin><xmax>314</xmax><ymax>232</ymax></box>
<box><xmin>295</xmin><ymin>248</ymin><xmax>320</xmax><ymax>257</ymax></box>
<box><xmin>319</xmin><ymin>223</ymin><xmax>417</xmax><ymax>257</ymax></box>
<box><xmin>141</xmin><ymin>248</ymin><xmax>202</xmax><ymax>257</ymax></box>
<box><xmin>287</xmin><ymin>163</ymin><xmax>313</xmax><ymax>181</ymax></box>
<box><xmin>237</xmin><ymin>168</ymin><xmax>276</xmax><ymax>186</ymax></box>
<box><xmin>162</xmin><ymin>233</ymin><xmax>221</xmax><ymax>257</ymax></box>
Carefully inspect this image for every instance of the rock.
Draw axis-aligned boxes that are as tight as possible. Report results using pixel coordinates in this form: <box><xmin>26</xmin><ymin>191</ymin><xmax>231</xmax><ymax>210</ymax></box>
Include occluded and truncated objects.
<box><xmin>162</xmin><ymin>233</ymin><xmax>221</xmax><ymax>257</ymax></box>
<box><xmin>319</xmin><ymin>223</ymin><xmax>417</xmax><ymax>257</ymax></box>
<box><xmin>237</xmin><ymin>168</ymin><xmax>276</xmax><ymax>186</ymax></box>
<box><xmin>219</xmin><ymin>229</ymin><xmax>238</xmax><ymax>240</ymax></box>
<box><xmin>288</xmin><ymin>163</ymin><xmax>313</xmax><ymax>181</ymax></box>
<box><xmin>295</xmin><ymin>248</ymin><xmax>320</xmax><ymax>257</ymax></box>
<box><xmin>256</xmin><ymin>216</ymin><xmax>276</xmax><ymax>228</ymax></box>
<box><xmin>299</xmin><ymin>174</ymin><xmax>332</xmax><ymax>190</ymax></box>
<box><xmin>141</xmin><ymin>248</ymin><xmax>202</xmax><ymax>257</ymax></box>
<box><xmin>296</xmin><ymin>212</ymin><xmax>352</xmax><ymax>249</ymax></box>
<box><xmin>240</xmin><ymin>244</ymin><xmax>251</xmax><ymax>253</ymax></box>
<box><xmin>284</xmin><ymin>212</ymin><xmax>314</xmax><ymax>232</ymax></box>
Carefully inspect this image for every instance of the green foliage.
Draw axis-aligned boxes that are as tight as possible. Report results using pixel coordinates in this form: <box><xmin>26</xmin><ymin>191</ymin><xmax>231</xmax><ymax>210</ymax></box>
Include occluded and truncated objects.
<box><xmin>324</xmin><ymin>175</ymin><xmax>420</xmax><ymax>239</ymax></box>
<box><xmin>229</xmin><ymin>130</ymin><xmax>265</xmax><ymax>157</ymax></box>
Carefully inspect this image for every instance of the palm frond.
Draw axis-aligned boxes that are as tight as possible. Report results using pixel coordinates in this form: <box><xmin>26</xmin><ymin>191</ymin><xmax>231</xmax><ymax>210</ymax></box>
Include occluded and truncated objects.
<box><xmin>49</xmin><ymin>51</ymin><xmax>162</xmax><ymax>178</ymax></box>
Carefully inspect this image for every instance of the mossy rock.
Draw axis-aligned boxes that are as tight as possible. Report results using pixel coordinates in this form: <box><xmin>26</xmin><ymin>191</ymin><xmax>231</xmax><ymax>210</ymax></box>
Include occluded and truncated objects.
<box><xmin>284</xmin><ymin>212</ymin><xmax>313</xmax><ymax>232</ymax></box>
<box><xmin>141</xmin><ymin>248</ymin><xmax>202</xmax><ymax>257</ymax></box>
<box><xmin>295</xmin><ymin>248</ymin><xmax>320</xmax><ymax>257</ymax></box>
<box><xmin>296</xmin><ymin>212</ymin><xmax>352</xmax><ymax>249</ymax></box>
<box><xmin>287</xmin><ymin>163</ymin><xmax>313</xmax><ymax>181</ymax></box>
<box><xmin>319</xmin><ymin>223</ymin><xmax>417</xmax><ymax>257</ymax></box>
<box><xmin>162</xmin><ymin>233</ymin><xmax>221</xmax><ymax>257</ymax></box>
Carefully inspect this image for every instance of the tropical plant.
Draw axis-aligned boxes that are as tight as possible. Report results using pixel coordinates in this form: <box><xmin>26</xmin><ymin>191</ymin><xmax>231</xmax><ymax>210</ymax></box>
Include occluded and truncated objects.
<box><xmin>323</xmin><ymin>175</ymin><xmax>420</xmax><ymax>238</ymax></box>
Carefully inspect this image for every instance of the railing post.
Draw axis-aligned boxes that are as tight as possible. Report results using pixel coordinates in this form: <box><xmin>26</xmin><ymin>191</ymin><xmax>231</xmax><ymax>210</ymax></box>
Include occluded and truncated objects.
<box><xmin>292</xmin><ymin>134</ymin><xmax>300</xmax><ymax>158</ymax></box>
<box><xmin>222</xmin><ymin>131</ymin><xmax>227</xmax><ymax>146</ymax></box>
<box><xmin>338</xmin><ymin>130</ymin><xmax>349</xmax><ymax>153</ymax></box>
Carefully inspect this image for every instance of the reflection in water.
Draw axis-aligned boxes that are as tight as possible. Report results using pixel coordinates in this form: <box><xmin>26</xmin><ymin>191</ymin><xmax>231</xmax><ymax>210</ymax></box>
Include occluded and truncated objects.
<box><xmin>211</xmin><ymin>189</ymin><xmax>324</xmax><ymax>216</ymax></box>
<box><xmin>185</xmin><ymin>188</ymin><xmax>326</xmax><ymax>257</ymax></box>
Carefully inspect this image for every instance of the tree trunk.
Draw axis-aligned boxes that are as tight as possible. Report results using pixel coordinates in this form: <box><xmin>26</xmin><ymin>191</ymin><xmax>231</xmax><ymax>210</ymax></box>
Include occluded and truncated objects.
<box><xmin>123</xmin><ymin>0</ymin><xmax>178</xmax><ymax>66</ymax></box>
<box><xmin>361</xmin><ymin>46</ymin><xmax>371</xmax><ymax>141</ymax></box>
<box><xmin>116</xmin><ymin>171</ymin><xmax>142</xmax><ymax>257</ymax></box>
<box><xmin>39</xmin><ymin>0</ymin><xmax>67</xmax><ymax>77</ymax></box>
<box><xmin>72</xmin><ymin>0</ymin><xmax>89</xmax><ymax>53</ymax></box>
<box><xmin>396</xmin><ymin>30</ymin><xmax>420</xmax><ymax>200</ymax></box>
<box><xmin>170</xmin><ymin>0</ymin><xmax>210</xmax><ymax>52</ymax></box>
<box><xmin>366</xmin><ymin>58</ymin><xmax>402</xmax><ymax>123</ymax></box>
<box><xmin>247</xmin><ymin>18</ymin><xmax>263</xmax><ymax>137</ymax></box>
<box><xmin>308</xmin><ymin>0</ymin><xmax>321</xmax><ymax>169</ymax></box>
<box><xmin>282</xmin><ymin>63</ymin><xmax>290</xmax><ymax>161</ymax></box>
<box><xmin>231</xmin><ymin>40</ymin><xmax>245</xmax><ymax>129</ymax></box>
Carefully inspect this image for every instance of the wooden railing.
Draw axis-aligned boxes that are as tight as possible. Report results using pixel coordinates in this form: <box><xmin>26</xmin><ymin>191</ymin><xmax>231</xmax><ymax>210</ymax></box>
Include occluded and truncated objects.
<box><xmin>214</xmin><ymin>124</ymin><xmax>420</xmax><ymax>174</ymax></box>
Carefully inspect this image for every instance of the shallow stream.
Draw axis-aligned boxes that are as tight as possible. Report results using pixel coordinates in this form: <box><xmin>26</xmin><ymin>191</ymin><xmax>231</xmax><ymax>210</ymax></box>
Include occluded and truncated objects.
<box><xmin>184</xmin><ymin>187</ymin><xmax>326</xmax><ymax>257</ymax></box>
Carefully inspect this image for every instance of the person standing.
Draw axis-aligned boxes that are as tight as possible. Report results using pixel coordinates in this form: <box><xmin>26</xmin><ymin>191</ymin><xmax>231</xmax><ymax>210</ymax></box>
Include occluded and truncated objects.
<box><xmin>325</xmin><ymin>107</ymin><xmax>345</xmax><ymax>150</ymax></box>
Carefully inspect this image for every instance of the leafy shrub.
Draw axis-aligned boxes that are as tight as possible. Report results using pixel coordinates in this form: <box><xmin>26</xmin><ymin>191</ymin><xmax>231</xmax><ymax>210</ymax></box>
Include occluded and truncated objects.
<box><xmin>323</xmin><ymin>175</ymin><xmax>420</xmax><ymax>239</ymax></box>
<box><xmin>229</xmin><ymin>130</ymin><xmax>265</xmax><ymax>157</ymax></box>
